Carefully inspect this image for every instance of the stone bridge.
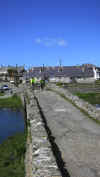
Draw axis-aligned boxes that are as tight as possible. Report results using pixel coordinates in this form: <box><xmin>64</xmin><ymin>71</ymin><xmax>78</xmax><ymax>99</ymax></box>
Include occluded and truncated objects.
<box><xmin>22</xmin><ymin>84</ymin><xmax>100</xmax><ymax>177</ymax></box>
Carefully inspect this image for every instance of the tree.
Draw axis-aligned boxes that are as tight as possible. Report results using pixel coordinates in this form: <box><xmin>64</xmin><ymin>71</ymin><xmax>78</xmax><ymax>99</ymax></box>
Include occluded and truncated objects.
<box><xmin>7</xmin><ymin>68</ymin><xmax>18</xmax><ymax>85</ymax></box>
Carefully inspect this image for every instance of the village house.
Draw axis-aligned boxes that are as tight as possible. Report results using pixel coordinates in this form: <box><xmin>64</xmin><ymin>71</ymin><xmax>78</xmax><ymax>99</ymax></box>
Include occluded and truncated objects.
<box><xmin>0</xmin><ymin>66</ymin><xmax>25</xmax><ymax>83</ymax></box>
<box><xmin>93</xmin><ymin>66</ymin><xmax>100</xmax><ymax>80</ymax></box>
<box><xmin>0</xmin><ymin>66</ymin><xmax>8</xmax><ymax>81</ymax></box>
<box><xmin>24</xmin><ymin>64</ymin><xmax>100</xmax><ymax>84</ymax></box>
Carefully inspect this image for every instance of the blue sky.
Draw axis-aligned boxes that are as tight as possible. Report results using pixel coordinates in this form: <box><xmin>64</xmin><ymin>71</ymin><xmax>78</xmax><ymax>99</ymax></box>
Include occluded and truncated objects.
<box><xmin>0</xmin><ymin>0</ymin><xmax>99</xmax><ymax>67</ymax></box>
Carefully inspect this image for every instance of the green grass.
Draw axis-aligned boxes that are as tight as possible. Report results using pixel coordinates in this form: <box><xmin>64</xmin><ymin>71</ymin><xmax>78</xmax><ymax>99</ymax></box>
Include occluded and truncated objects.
<box><xmin>95</xmin><ymin>80</ymin><xmax>100</xmax><ymax>84</ymax></box>
<box><xmin>76</xmin><ymin>92</ymin><xmax>100</xmax><ymax>105</ymax></box>
<box><xmin>0</xmin><ymin>94</ymin><xmax>23</xmax><ymax>110</ymax></box>
<box><xmin>0</xmin><ymin>92</ymin><xmax>5</xmax><ymax>96</ymax></box>
<box><xmin>56</xmin><ymin>82</ymin><xmax>63</xmax><ymax>87</ymax></box>
<box><xmin>0</xmin><ymin>133</ymin><xmax>26</xmax><ymax>177</ymax></box>
<box><xmin>0</xmin><ymin>94</ymin><xmax>27</xmax><ymax>177</ymax></box>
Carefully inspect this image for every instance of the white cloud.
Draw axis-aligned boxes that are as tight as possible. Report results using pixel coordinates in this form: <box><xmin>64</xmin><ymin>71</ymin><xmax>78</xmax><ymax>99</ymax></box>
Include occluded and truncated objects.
<box><xmin>35</xmin><ymin>38</ymin><xmax>41</xmax><ymax>44</ymax></box>
<box><xmin>58</xmin><ymin>40</ymin><xmax>67</xmax><ymax>47</ymax></box>
<box><xmin>34</xmin><ymin>38</ymin><xmax>68</xmax><ymax>47</ymax></box>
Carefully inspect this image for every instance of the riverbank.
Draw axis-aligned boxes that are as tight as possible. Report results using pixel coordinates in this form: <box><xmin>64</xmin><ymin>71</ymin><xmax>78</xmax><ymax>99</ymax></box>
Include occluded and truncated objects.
<box><xmin>0</xmin><ymin>94</ymin><xmax>23</xmax><ymax>110</ymax></box>
<box><xmin>0</xmin><ymin>133</ymin><xmax>26</xmax><ymax>177</ymax></box>
<box><xmin>0</xmin><ymin>91</ymin><xmax>26</xmax><ymax>177</ymax></box>
<box><xmin>0</xmin><ymin>92</ymin><xmax>4</xmax><ymax>96</ymax></box>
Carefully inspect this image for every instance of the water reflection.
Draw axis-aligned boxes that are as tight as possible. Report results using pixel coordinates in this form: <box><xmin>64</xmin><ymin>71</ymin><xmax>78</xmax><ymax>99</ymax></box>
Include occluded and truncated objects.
<box><xmin>0</xmin><ymin>109</ymin><xmax>24</xmax><ymax>144</ymax></box>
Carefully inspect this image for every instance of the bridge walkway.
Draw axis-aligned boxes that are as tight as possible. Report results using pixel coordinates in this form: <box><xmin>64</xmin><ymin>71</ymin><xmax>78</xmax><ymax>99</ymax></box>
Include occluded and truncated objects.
<box><xmin>35</xmin><ymin>89</ymin><xmax>100</xmax><ymax>177</ymax></box>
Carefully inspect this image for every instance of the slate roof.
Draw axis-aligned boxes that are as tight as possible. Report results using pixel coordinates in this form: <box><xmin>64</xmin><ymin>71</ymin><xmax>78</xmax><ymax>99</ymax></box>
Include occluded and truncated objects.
<box><xmin>24</xmin><ymin>65</ymin><xmax>94</xmax><ymax>79</ymax></box>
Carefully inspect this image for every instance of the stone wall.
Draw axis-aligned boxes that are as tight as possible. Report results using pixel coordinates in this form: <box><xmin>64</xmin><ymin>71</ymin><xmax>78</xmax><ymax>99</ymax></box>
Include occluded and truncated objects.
<box><xmin>26</xmin><ymin>89</ymin><xmax>61</xmax><ymax>177</ymax></box>
<box><xmin>75</xmin><ymin>77</ymin><xmax>95</xmax><ymax>83</ymax></box>
<box><xmin>49</xmin><ymin>85</ymin><xmax>100</xmax><ymax>122</ymax></box>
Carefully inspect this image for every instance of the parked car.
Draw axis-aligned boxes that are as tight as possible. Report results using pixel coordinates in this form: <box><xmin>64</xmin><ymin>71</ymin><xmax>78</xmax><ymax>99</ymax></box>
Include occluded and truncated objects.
<box><xmin>1</xmin><ymin>85</ymin><xmax>9</xmax><ymax>90</ymax></box>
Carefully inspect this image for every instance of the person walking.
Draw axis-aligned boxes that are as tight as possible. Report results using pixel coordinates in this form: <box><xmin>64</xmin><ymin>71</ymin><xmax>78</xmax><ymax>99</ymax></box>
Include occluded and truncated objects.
<box><xmin>32</xmin><ymin>77</ymin><xmax>35</xmax><ymax>90</ymax></box>
<box><xmin>40</xmin><ymin>79</ymin><xmax>45</xmax><ymax>90</ymax></box>
<box><xmin>30</xmin><ymin>78</ymin><xmax>32</xmax><ymax>87</ymax></box>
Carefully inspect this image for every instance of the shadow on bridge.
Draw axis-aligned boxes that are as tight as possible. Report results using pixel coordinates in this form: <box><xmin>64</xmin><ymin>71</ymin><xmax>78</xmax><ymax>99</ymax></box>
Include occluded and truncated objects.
<box><xmin>34</xmin><ymin>96</ymin><xmax>70</xmax><ymax>177</ymax></box>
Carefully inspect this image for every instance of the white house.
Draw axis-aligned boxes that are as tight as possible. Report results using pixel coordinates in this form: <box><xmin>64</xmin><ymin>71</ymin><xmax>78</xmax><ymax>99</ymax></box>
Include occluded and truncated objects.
<box><xmin>93</xmin><ymin>67</ymin><xmax>100</xmax><ymax>80</ymax></box>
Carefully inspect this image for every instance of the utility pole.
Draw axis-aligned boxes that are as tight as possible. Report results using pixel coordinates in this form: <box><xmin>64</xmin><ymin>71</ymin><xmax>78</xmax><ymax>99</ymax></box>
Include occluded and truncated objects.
<box><xmin>59</xmin><ymin>59</ymin><xmax>62</xmax><ymax>68</ymax></box>
<box><xmin>43</xmin><ymin>64</ymin><xmax>44</xmax><ymax>71</ymax></box>
<box><xmin>15</xmin><ymin>64</ymin><xmax>19</xmax><ymax>87</ymax></box>
<box><xmin>59</xmin><ymin>58</ymin><xmax>62</xmax><ymax>72</ymax></box>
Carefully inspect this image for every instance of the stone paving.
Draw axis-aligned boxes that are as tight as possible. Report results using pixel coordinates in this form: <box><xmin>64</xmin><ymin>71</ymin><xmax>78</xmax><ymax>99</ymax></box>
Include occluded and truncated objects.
<box><xmin>35</xmin><ymin>89</ymin><xmax>100</xmax><ymax>177</ymax></box>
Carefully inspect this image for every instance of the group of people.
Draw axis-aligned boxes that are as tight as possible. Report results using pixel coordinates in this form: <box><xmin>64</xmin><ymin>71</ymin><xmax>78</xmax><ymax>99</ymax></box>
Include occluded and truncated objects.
<box><xmin>30</xmin><ymin>77</ymin><xmax>46</xmax><ymax>90</ymax></box>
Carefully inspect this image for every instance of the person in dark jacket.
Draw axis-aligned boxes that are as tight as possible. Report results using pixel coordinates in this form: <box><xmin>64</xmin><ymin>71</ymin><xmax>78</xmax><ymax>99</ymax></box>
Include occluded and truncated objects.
<box><xmin>40</xmin><ymin>79</ymin><xmax>45</xmax><ymax>90</ymax></box>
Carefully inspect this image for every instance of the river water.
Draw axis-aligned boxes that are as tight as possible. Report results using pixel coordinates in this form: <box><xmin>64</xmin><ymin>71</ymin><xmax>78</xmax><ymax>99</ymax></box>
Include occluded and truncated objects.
<box><xmin>0</xmin><ymin>109</ymin><xmax>25</xmax><ymax>144</ymax></box>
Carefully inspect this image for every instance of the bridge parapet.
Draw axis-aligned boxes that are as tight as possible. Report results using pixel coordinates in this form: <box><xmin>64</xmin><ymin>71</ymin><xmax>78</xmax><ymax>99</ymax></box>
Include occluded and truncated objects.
<box><xmin>26</xmin><ymin>89</ymin><xmax>62</xmax><ymax>177</ymax></box>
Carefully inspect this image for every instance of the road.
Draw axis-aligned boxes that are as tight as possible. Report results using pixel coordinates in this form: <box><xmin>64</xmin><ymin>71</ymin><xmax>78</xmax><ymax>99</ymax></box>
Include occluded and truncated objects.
<box><xmin>36</xmin><ymin>90</ymin><xmax>100</xmax><ymax>177</ymax></box>
<box><xmin>0</xmin><ymin>84</ymin><xmax>25</xmax><ymax>98</ymax></box>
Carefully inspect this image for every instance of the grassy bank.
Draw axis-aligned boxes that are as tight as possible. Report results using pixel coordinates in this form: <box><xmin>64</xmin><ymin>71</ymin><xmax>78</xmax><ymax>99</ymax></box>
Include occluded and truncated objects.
<box><xmin>0</xmin><ymin>133</ymin><xmax>26</xmax><ymax>177</ymax></box>
<box><xmin>0</xmin><ymin>94</ymin><xmax>23</xmax><ymax>109</ymax></box>
<box><xmin>0</xmin><ymin>92</ymin><xmax>5</xmax><ymax>96</ymax></box>
<box><xmin>76</xmin><ymin>92</ymin><xmax>100</xmax><ymax>105</ymax></box>
<box><xmin>0</xmin><ymin>94</ymin><xmax>27</xmax><ymax>177</ymax></box>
